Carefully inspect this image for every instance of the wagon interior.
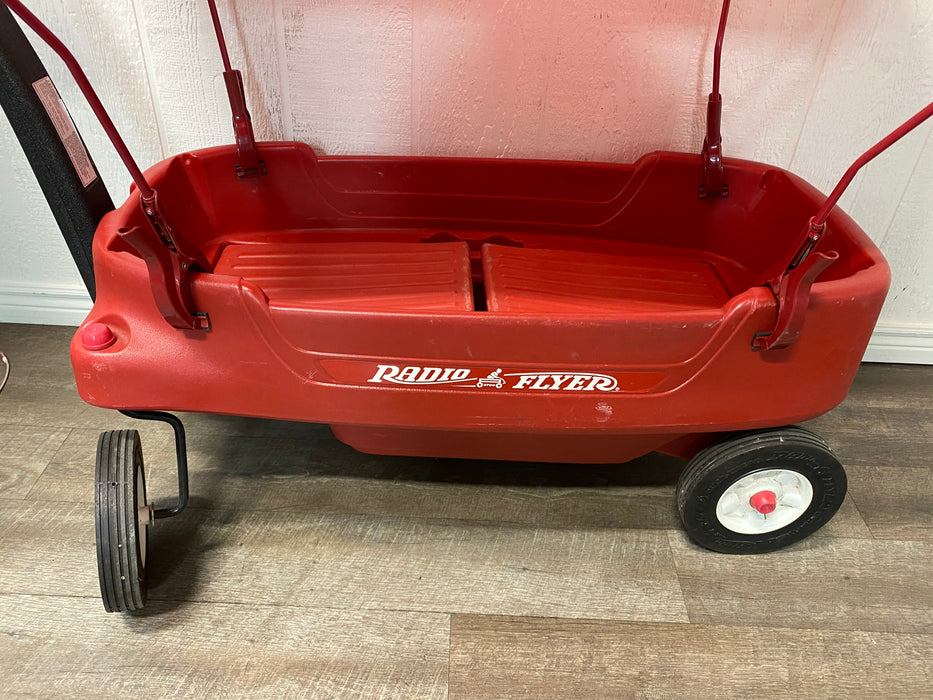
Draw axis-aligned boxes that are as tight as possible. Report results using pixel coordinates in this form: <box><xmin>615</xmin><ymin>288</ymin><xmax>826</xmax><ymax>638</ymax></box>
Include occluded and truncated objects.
<box><xmin>110</xmin><ymin>143</ymin><xmax>871</xmax><ymax>324</ymax></box>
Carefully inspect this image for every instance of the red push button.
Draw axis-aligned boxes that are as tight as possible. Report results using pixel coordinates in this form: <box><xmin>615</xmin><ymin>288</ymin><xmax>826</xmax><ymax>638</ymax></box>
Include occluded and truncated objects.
<box><xmin>81</xmin><ymin>322</ymin><xmax>116</xmax><ymax>351</ymax></box>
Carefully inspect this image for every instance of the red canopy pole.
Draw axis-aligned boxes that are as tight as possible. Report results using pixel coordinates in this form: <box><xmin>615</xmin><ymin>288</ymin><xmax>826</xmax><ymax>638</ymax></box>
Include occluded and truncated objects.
<box><xmin>205</xmin><ymin>0</ymin><xmax>263</xmax><ymax>178</ymax></box>
<box><xmin>700</xmin><ymin>0</ymin><xmax>731</xmax><ymax>199</ymax></box>
<box><xmin>788</xmin><ymin>99</ymin><xmax>933</xmax><ymax>272</ymax></box>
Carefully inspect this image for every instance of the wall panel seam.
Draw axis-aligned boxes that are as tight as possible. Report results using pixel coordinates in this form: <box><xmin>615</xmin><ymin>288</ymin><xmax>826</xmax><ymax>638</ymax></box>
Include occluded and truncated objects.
<box><xmin>128</xmin><ymin>0</ymin><xmax>168</xmax><ymax>160</ymax></box>
<box><xmin>271</xmin><ymin>0</ymin><xmax>294</xmax><ymax>141</ymax></box>
<box><xmin>786</xmin><ymin>0</ymin><xmax>846</xmax><ymax>172</ymax></box>
<box><xmin>877</xmin><ymin>123</ymin><xmax>933</xmax><ymax>250</ymax></box>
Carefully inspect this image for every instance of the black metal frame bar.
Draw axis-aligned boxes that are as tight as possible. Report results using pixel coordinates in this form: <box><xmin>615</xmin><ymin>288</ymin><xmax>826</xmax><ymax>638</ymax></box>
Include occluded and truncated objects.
<box><xmin>119</xmin><ymin>410</ymin><xmax>190</xmax><ymax>519</ymax></box>
<box><xmin>0</xmin><ymin>3</ymin><xmax>114</xmax><ymax>298</ymax></box>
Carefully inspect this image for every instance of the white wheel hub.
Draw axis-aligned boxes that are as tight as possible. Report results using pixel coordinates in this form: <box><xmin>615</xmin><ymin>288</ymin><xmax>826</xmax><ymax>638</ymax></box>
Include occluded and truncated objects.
<box><xmin>715</xmin><ymin>469</ymin><xmax>814</xmax><ymax>535</ymax></box>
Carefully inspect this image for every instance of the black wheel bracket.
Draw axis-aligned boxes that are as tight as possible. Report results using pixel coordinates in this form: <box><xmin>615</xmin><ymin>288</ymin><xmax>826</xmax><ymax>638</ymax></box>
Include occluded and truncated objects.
<box><xmin>119</xmin><ymin>410</ymin><xmax>189</xmax><ymax>520</ymax></box>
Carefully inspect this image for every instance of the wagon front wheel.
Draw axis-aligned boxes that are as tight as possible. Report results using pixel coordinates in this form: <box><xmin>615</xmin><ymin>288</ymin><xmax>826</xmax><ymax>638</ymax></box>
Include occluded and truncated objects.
<box><xmin>676</xmin><ymin>427</ymin><xmax>846</xmax><ymax>554</ymax></box>
<box><xmin>95</xmin><ymin>430</ymin><xmax>151</xmax><ymax>612</ymax></box>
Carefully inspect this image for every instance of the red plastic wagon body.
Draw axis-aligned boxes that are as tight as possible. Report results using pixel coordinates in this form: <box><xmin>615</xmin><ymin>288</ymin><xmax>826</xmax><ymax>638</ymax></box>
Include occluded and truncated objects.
<box><xmin>71</xmin><ymin>144</ymin><xmax>889</xmax><ymax>463</ymax></box>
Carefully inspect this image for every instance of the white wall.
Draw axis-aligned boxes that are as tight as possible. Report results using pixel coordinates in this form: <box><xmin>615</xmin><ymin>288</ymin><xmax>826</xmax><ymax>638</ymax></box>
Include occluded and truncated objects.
<box><xmin>1</xmin><ymin>0</ymin><xmax>931</xmax><ymax>362</ymax></box>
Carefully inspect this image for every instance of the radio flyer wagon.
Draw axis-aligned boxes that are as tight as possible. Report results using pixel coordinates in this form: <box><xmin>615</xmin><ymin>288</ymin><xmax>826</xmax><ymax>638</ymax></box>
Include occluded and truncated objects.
<box><xmin>2</xmin><ymin>0</ymin><xmax>930</xmax><ymax>613</ymax></box>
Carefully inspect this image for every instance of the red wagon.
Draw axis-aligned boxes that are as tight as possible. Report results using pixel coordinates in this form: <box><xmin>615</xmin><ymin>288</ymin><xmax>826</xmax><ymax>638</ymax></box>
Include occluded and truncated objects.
<box><xmin>2</xmin><ymin>0</ymin><xmax>929</xmax><ymax>613</ymax></box>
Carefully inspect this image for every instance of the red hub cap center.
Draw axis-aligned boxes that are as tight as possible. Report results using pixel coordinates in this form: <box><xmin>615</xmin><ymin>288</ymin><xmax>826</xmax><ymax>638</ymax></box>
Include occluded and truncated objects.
<box><xmin>749</xmin><ymin>490</ymin><xmax>777</xmax><ymax>514</ymax></box>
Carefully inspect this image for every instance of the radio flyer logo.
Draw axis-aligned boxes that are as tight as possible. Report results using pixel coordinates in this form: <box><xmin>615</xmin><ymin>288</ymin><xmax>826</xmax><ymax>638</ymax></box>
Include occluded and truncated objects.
<box><xmin>367</xmin><ymin>364</ymin><xmax>620</xmax><ymax>392</ymax></box>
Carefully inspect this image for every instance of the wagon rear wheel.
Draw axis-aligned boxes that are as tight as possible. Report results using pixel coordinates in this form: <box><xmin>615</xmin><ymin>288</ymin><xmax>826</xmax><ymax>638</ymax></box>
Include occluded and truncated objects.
<box><xmin>95</xmin><ymin>430</ymin><xmax>150</xmax><ymax>612</ymax></box>
<box><xmin>676</xmin><ymin>427</ymin><xmax>846</xmax><ymax>554</ymax></box>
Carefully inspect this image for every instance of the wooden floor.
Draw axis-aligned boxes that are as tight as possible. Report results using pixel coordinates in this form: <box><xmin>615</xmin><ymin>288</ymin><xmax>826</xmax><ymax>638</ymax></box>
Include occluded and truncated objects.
<box><xmin>0</xmin><ymin>323</ymin><xmax>930</xmax><ymax>698</ymax></box>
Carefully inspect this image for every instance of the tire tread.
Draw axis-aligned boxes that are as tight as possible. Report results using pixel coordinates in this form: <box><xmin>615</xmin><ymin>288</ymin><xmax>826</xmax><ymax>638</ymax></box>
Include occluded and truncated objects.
<box><xmin>95</xmin><ymin>429</ymin><xmax>147</xmax><ymax>612</ymax></box>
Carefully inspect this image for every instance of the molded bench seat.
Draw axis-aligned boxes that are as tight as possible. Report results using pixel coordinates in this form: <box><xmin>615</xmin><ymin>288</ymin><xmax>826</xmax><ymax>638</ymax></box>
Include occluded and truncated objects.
<box><xmin>215</xmin><ymin>241</ymin><xmax>474</xmax><ymax>312</ymax></box>
<box><xmin>482</xmin><ymin>244</ymin><xmax>731</xmax><ymax>314</ymax></box>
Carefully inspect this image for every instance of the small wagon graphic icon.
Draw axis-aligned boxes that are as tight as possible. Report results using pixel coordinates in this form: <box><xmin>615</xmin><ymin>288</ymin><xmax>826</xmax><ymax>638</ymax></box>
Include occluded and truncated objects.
<box><xmin>477</xmin><ymin>369</ymin><xmax>506</xmax><ymax>389</ymax></box>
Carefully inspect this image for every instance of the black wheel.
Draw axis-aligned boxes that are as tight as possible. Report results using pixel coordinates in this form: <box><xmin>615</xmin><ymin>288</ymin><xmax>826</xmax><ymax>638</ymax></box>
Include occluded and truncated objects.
<box><xmin>95</xmin><ymin>430</ymin><xmax>150</xmax><ymax>612</ymax></box>
<box><xmin>676</xmin><ymin>427</ymin><xmax>846</xmax><ymax>554</ymax></box>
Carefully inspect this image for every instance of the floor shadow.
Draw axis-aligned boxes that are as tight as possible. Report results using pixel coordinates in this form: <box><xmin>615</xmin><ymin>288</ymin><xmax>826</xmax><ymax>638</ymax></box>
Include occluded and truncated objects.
<box><xmin>192</xmin><ymin>416</ymin><xmax>688</xmax><ymax>489</ymax></box>
<box><xmin>125</xmin><ymin>495</ymin><xmax>213</xmax><ymax>621</ymax></box>
<box><xmin>348</xmin><ymin>449</ymin><xmax>688</xmax><ymax>488</ymax></box>
<box><xmin>130</xmin><ymin>416</ymin><xmax>688</xmax><ymax>618</ymax></box>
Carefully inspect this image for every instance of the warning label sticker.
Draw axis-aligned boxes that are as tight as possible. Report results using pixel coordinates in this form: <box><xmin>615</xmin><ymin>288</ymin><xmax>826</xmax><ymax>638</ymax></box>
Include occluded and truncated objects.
<box><xmin>32</xmin><ymin>76</ymin><xmax>98</xmax><ymax>188</ymax></box>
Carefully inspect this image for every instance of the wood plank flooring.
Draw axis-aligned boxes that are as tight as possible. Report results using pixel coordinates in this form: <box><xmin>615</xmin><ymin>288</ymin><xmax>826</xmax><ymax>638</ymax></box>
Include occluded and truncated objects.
<box><xmin>0</xmin><ymin>323</ymin><xmax>930</xmax><ymax>698</ymax></box>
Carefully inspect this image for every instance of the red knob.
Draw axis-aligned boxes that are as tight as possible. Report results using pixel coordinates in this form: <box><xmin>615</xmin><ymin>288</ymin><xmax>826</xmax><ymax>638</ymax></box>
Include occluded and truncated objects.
<box><xmin>81</xmin><ymin>322</ymin><xmax>116</xmax><ymax>351</ymax></box>
<box><xmin>749</xmin><ymin>490</ymin><xmax>777</xmax><ymax>514</ymax></box>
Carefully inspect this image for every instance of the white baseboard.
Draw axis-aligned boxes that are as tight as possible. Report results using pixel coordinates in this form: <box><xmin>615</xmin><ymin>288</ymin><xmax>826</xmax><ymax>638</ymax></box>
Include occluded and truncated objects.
<box><xmin>861</xmin><ymin>324</ymin><xmax>933</xmax><ymax>365</ymax></box>
<box><xmin>0</xmin><ymin>283</ymin><xmax>931</xmax><ymax>364</ymax></box>
<box><xmin>0</xmin><ymin>282</ymin><xmax>92</xmax><ymax>327</ymax></box>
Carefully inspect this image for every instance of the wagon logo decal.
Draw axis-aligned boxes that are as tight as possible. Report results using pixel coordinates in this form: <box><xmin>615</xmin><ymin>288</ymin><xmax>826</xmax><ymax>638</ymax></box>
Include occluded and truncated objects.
<box><xmin>367</xmin><ymin>365</ymin><xmax>619</xmax><ymax>392</ymax></box>
<box><xmin>320</xmin><ymin>360</ymin><xmax>664</xmax><ymax>393</ymax></box>
<box><xmin>477</xmin><ymin>369</ymin><xmax>506</xmax><ymax>389</ymax></box>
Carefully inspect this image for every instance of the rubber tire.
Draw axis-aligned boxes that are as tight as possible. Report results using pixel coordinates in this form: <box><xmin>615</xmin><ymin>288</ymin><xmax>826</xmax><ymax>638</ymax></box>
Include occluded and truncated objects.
<box><xmin>95</xmin><ymin>430</ymin><xmax>149</xmax><ymax>612</ymax></box>
<box><xmin>676</xmin><ymin>427</ymin><xmax>846</xmax><ymax>554</ymax></box>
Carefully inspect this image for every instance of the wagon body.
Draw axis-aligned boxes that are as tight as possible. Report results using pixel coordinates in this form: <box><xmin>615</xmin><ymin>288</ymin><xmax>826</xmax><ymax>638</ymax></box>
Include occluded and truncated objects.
<box><xmin>70</xmin><ymin>143</ymin><xmax>890</xmax><ymax>464</ymax></box>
